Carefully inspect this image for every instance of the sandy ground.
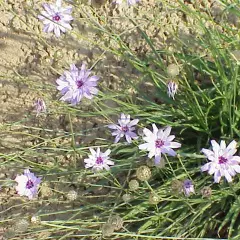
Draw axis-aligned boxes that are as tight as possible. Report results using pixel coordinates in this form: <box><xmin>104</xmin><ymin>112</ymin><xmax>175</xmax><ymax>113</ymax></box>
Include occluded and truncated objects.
<box><xmin>1</xmin><ymin>0</ymin><xmax>231</xmax><ymax>127</ymax></box>
<box><xmin>0</xmin><ymin>0</ymin><xmax>173</xmax><ymax>153</ymax></box>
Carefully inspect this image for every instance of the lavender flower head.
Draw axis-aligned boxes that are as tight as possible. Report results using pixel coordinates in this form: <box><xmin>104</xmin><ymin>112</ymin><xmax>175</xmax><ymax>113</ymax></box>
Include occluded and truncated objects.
<box><xmin>139</xmin><ymin>124</ymin><xmax>181</xmax><ymax>165</ymax></box>
<box><xmin>84</xmin><ymin>147</ymin><xmax>114</xmax><ymax>172</ymax></box>
<box><xmin>114</xmin><ymin>0</ymin><xmax>140</xmax><ymax>5</ymax></box>
<box><xmin>127</xmin><ymin>0</ymin><xmax>140</xmax><ymax>5</ymax></box>
<box><xmin>167</xmin><ymin>80</ymin><xmax>178</xmax><ymax>100</ymax></box>
<box><xmin>108</xmin><ymin>113</ymin><xmax>139</xmax><ymax>143</ymax></box>
<box><xmin>35</xmin><ymin>98</ymin><xmax>47</xmax><ymax>117</ymax></box>
<box><xmin>56</xmin><ymin>63</ymin><xmax>100</xmax><ymax>105</ymax></box>
<box><xmin>38</xmin><ymin>0</ymin><xmax>73</xmax><ymax>37</ymax></box>
<box><xmin>201</xmin><ymin>140</ymin><xmax>240</xmax><ymax>183</ymax></box>
<box><xmin>15</xmin><ymin>169</ymin><xmax>42</xmax><ymax>200</ymax></box>
<box><xmin>182</xmin><ymin>179</ymin><xmax>195</xmax><ymax>196</ymax></box>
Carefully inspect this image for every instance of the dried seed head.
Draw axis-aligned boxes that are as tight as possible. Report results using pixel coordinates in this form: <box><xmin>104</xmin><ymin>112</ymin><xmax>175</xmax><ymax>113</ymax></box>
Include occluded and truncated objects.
<box><xmin>155</xmin><ymin>158</ymin><xmax>165</xmax><ymax>169</ymax></box>
<box><xmin>102</xmin><ymin>223</ymin><xmax>115</xmax><ymax>237</ymax></box>
<box><xmin>66</xmin><ymin>190</ymin><xmax>78</xmax><ymax>201</ymax></box>
<box><xmin>146</xmin><ymin>158</ymin><xmax>155</xmax><ymax>167</ymax></box>
<box><xmin>128</xmin><ymin>179</ymin><xmax>139</xmax><ymax>191</ymax></box>
<box><xmin>14</xmin><ymin>219</ymin><xmax>29</xmax><ymax>233</ymax></box>
<box><xmin>122</xmin><ymin>193</ymin><xmax>132</xmax><ymax>203</ymax></box>
<box><xmin>40</xmin><ymin>182</ymin><xmax>52</xmax><ymax>198</ymax></box>
<box><xmin>137</xmin><ymin>128</ymin><xmax>144</xmax><ymax>136</ymax></box>
<box><xmin>3</xmin><ymin>229</ymin><xmax>16</xmax><ymax>238</ymax></box>
<box><xmin>149</xmin><ymin>192</ymin><xmax>160</xmax><ymax>205</ymax></box>
<box><xmin>171</xmin><ymin>179</ymin><xmax>183</xmax><ymax>194</ymax></box>
<box><xmin>30</xmin><ymin>215</ymin><xmax>41</xmax><ymax>225</ymax></box>
<box><xmin>167</xmin><ymin>64</ymin><xmax>180</xmax><ymax>77</ymax></box>
<box><xmin>136</xmin><ymin>165</ymin><xmax>151</xmax><ymax>181</ymax></box>
<box><xmin>108</xmin><ymin>215</ymin><xmax>123</xmax><ymax>230</ymax></box>
<box><xmin>201</xmin><ymin>186</ymin><xmax>212</xmax><ymax>198</ymax></box>
<box><xmin>54</xmin><ymin>50</ymin><xmax>63</xmax><ymax>59</ymax></box>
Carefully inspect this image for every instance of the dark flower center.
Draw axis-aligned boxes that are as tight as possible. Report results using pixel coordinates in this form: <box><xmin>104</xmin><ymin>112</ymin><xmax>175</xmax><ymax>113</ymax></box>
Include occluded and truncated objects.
<box><xmin>53</xmin><ymin>14</ymin><xmax>61</xmax><ymax>22</ymax></box>
<box><xmin>184</xmin><ymin>180</ymin><xmax>192</xmax><ymax>188</ymax></box>
<box><xmin>121</xmin><ymin>126</ymin><xmax>129</xmax><ymax>132</ymax></box>
<box><xmin>218</xmin><ymin>156</ymin><xmax>228</xmax><ymax>164</ymax></box>
<box><xmin>26</xmin><ymin>180</ymin><xmax>34</xmax><ymax>189</ymax></box>
<box><xmin>155</xmin><ymin>139</ymin><xmax>164</xmax><ymax>148</ymax></box>
<box><xmin>96</xmin><ymin>157</ymin><xmax>103</xmax><ymax>165</ymax></box>
<box><xmin>76</xmin><ymin>80</ymin><xmax>84</xmax><ymax>88</ymax></box>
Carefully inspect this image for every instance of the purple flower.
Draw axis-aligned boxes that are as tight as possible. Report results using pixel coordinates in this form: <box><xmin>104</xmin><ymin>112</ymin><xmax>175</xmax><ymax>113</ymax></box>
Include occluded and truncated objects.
<box><xmin>167</xmin><ymin>81</ymin><xmax>178</xmax><ymax>100</ymax></box>
<box><xmin>139</xmin><ymin>124</ymin><xmax>181</xmax><ymax>165</ymax></box>
<box><xmin>108</xmin><ymin>113</ymin><xmax>139</xmax><ymax>143</ymax></box>
<box><xmin>114</xmin><ymin>0</ymin><xmax>140</xmax><ymax>5</ymax></box>
<box><xmin>15</xmin><ymin>169</ymin><xmax>42</xmax><ymax>200</ymax></box>
<box><xmin>201</xmin><ymin>140</ymin><xmax>240</xmax><ymax>183</ymax></box>
<box><xmin>35</xmin><ymin>98</ymin><xmax>47</xmax><ymax>117</ymax></box>
<box><xmin>182</xmin><ymin>179</ymin><xmax>195</xmax><ymax>196</ymax></box>
<box><xmin>38</xmin><ymin>0</ymin><xmax>73</xmax><ymax>37</ymax></box>
<box><xmin>84</xmin><ymin>147</ymin><xmax>114</xmax><ymax>172</ymax></box>
<box><xmin>127</xmin><ymin>0</ymin><xmax>140</xmax><ymax>5</ymax></box>
<box><xmin>56</xmin><ymin>63</ymin><xmax>100</xmax><ymax>105</ymax></box>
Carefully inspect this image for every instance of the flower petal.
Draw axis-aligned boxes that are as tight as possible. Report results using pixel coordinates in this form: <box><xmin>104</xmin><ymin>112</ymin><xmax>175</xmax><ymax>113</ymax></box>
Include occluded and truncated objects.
<box><xmin>214</xmin><ymin>170</ymin><xmax>221</xmax><ymax>183</ymax></box>
<box><xmin>162</xmin><ymin>126</ymin><xmax>171</xmax><ymax>139</ymax></box>
<box><xmin>211</xmin><ymin>140</ymin><xmax>220</xmax><ymax>154</ymax></box>
<box><xmin>227</xmin><ymin>140</ymin><xmax>237</xmax><ymax>151</ymax></box>
<box><xmin>170</xmin><ymin>142</ymin><xmax>181</xmax><ymax>149</ymax></box>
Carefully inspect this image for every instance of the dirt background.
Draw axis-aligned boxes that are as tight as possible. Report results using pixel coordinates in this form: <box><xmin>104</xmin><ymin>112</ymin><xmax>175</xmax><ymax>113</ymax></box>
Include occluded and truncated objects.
<box><xmin>1</xmin><ymin>0</ymin><xmax>231</xmax><ymax>129</ymax></box>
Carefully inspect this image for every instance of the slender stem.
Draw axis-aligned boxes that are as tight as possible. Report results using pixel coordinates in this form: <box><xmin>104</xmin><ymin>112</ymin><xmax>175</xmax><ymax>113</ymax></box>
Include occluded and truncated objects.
<box><xmin>68</xmin><ymin>113</ymin><xmax>77</xmax><ymax>169</ymax></box>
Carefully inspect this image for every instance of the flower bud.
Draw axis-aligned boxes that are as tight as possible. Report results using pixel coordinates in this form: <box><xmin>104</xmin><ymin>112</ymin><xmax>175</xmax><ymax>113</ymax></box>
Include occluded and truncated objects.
<box><xmin>167</xmin><ymin>80</ymin><xmax>178</xmax><ymax>100</ymax></box>
<box><xmin>35</xmin><ymin>98</ymin><xmax>47</xmax><ymax>117</ymax></box>
<box><xmin>183</xmin><ymin>179</ymin><xmax>195</xmax><ymax>196</ymax></box>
